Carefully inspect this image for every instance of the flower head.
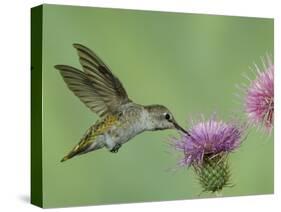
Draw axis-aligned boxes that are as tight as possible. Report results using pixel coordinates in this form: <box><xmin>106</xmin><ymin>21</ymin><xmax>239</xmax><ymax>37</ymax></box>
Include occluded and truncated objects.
<box><xmin>171</xmin><ymin>114</ymin><xmax>246</xmax><ymax>193</ymax></box>
<box><xmin>245</xmin><ymin>56</ymin><xmax>274</xmax><ymax>132</ymax></box>
<box><xmin>172</xmin><ymin>115</ymin><xmax>245</xmax><ymax>167</ymax></box>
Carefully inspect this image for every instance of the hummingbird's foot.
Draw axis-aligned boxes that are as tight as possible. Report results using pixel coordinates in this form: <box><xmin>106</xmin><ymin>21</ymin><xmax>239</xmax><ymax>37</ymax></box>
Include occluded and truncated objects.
<box><xmin>110</xmin><ymin>143</ymin><xmax>122</xmax><ymax>153</ymax></box>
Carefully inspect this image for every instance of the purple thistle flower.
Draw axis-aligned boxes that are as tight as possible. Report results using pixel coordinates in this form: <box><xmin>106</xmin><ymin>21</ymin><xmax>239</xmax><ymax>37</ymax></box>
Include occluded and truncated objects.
<box><xmin>172</xmin><ymin>115</ymin><xmax>245</xmax><ymax>167</ymax></box>
<box><xmin>245</xmin><ymin>56</ymin><xmax>274</xmax><ymax>132</ymax></box>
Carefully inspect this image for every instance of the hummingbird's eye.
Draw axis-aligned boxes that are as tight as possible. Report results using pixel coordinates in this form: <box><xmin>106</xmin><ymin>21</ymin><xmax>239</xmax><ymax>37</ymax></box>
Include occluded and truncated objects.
<box><xmin>165</xmin><ymin>113</ymin><xmax>171</xmax><ymax>121</ymax></box>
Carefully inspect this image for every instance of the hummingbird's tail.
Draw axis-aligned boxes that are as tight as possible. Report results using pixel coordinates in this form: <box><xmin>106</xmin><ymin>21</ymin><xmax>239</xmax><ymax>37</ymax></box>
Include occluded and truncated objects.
<box><xmin>60</xmin><ymin>124</ymin><xmax>107</xmax><ymax>162</ymax></box>
<box><xmin>61</xmin><ymin>157</ymin><xmax>68</xmax><ymax>162</ymax></box>
<box><xmin>60</xmin><ymin>142</ymin><xmax>84</xmax><ymax>162</ymax></box>
<box><xmin>61</xmin><ymin>152</ymin><xmax>75</xmax><ymax>162</ymax></box>
<box><xmin>60</xmin><ymin>142</ymin><xmax>87</xmax><ymax>162</ymax></box>
<box><xmin>60</xmin><ymin>137</ymin><xmax>105</xmax><ymax>162</ymax></box>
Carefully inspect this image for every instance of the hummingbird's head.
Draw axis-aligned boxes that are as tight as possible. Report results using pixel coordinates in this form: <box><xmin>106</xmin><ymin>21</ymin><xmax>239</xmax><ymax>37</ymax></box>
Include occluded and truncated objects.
<box><xmin>144</xmin><ymin>105</ymin><xmax>189</xmax><ymax>134</ymax></box>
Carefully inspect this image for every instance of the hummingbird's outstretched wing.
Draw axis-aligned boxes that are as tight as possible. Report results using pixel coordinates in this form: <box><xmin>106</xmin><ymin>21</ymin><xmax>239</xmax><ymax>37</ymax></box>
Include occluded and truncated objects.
<box><xmin>55</xmin><ymin>44</ymin><xmax>131</xmax><ymax>118</ymax></box>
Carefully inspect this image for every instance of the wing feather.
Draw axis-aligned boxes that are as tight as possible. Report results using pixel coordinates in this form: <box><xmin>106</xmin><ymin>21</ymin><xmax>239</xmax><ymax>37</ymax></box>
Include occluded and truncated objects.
<box><xmin>55</xmin><ymin>44</ymin><xmax>131</xmax><ymax>118</ymax></box>
<box><xmin>55</xmin><ymin>65</ymin><xmax>109</xmax><ymax>117</ymax></box>
<box><xmin>73</xmin><ymin>43</ymin><xmax>131</xmax><ymax>109</ymax></box>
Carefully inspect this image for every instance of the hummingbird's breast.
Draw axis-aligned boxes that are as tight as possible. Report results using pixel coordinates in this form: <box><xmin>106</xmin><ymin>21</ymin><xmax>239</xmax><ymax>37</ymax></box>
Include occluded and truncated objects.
<box><xmin>107</xmin><ymin>104</ymin><xmax>148</xmax><ymax>146</ymax></box>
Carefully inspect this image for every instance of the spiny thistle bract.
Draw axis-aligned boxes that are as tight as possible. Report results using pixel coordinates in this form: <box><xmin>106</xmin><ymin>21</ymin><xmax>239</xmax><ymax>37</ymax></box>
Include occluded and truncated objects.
<box><xmin>171</xmin><ymin>115</ymin><xmax>246</xmax><ymax>193</ymax></box>
<box><xmin>193</xmin><ymin>154</ymin><xmax>231</xmax><ymax>193</ymax></box>
<box><xmin>244</xmin><ymin>55</ymin><xmax>274</xmax><ymax>132</ymax></box>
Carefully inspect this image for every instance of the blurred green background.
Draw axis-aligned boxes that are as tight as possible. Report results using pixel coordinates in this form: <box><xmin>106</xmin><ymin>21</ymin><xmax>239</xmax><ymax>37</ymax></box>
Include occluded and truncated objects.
<box><xmin>41</xmin><ymin>4</ymin><xmax>274</xmax><ymax>208</ymax></box>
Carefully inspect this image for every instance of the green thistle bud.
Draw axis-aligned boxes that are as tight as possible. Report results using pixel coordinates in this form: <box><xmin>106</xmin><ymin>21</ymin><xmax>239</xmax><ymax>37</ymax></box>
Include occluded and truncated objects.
<box><xmin>193</xmin><ymin>154</ymin><xmax>231</xmax><ymax>193</ymax></box>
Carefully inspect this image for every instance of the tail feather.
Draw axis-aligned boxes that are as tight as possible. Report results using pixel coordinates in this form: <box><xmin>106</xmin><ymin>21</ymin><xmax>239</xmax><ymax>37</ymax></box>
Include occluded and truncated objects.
<box><xmin>60</xmin><ymin>142</ymin><xmax>83</xmax><ymax>162</ymax></box>
<box><xmin>60</xmin><ymin>130</ymin><xmax>92</xmax><ymax>163</ymax></box>
<box><xmin>60</xmin><ymin>140</ymin><xmax>104</xmax><ymax>162</ymax></box>
<box><xmin>61</xmin><ymin>156</ymin><xmax>69</xmax><ymax>162</ymax></box>
<box><xmin>60</xmin><ymin>124</ymin><xmax>107</xmax><ymax>162</ymax></box>
<box><xmin>60</xmin><ymin>151</ymin><xmax>77</xmax><ymax>162</ymax></box>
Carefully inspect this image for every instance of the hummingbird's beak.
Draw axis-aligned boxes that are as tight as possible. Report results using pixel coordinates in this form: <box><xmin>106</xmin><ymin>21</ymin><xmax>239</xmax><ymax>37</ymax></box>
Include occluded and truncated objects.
<box><xmin>173</xmin><ymin>121</ymin><xmax>191</xmax><ymax>136</ymax></box>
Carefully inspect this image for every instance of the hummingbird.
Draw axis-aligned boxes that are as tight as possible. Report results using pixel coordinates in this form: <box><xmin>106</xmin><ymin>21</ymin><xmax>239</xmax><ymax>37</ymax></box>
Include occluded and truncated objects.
<box><xmin>55</xmin><ymin>44</ymin><xmax>190</xmax><ymax>162</ymax></box>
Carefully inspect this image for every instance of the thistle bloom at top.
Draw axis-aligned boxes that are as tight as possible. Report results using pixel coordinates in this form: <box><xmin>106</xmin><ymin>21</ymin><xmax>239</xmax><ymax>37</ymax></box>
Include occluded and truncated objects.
<box><xmin>173</xmin><ymin>115</ymin><xmax>245</xmax><ymax>166</ymax></box>
<box><xmin>245</xmin><ymin>56</ymin><xmax>274</xmax><ymax>131</ymax></box>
